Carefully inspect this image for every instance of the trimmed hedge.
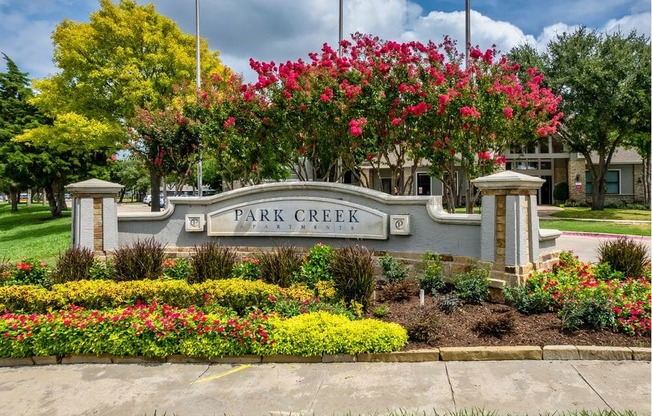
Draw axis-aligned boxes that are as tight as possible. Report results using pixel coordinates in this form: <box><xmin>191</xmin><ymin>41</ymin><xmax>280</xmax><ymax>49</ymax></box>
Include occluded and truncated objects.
<box><xmin>255</xmin><ymin>312</ymin><xmax>408</xmax><ymax>356</ymax></box>
<box><xmin>0</xmin><ymin>278</ymin><xmax>282</xmax><ymax>314</ymax></box>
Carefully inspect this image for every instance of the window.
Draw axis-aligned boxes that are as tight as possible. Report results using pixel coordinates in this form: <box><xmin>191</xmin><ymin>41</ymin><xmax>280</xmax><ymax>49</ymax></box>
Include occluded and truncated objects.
<box><xmin>539</xmin><ymin>138</ymin><xmax>550</xmax><ymax>153</ymax></box>
<box><xmin>416</xmin><ymin>173</ymin><xmax>431</xmax><ymax>195</ymax></box>
<box><xmin>586</xmin><ymin>170</ymin><xmax>620</xmax><ymax>194</ymax></box>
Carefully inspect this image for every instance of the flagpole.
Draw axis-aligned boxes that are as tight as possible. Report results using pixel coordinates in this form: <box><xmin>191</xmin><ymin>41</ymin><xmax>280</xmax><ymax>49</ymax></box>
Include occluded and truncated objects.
<box><xmin>465</xmin><ymin>0</ymin><xmax>470</xmax><ymax>68</ymax></box>
<box><xmin>195</xmin><ymin>0</ymin><xmax>203</xmax><ymax>197</ymax></box>
<box><xmin>339</xmin><ymin>0</ymin><xmax>343</xmax><ymax>56</ymax></box>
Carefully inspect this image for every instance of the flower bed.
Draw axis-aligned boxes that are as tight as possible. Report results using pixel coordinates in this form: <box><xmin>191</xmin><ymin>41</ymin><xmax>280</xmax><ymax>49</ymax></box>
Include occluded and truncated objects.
<box><xmin>0</xmin><ymin>300</ymin><xmax>407</xmax><ymax>359</ymax></box>
<box><xmin>504</xmin><ymin>252</ymin><xmax>651</xmax><ymax>337</ymax></box>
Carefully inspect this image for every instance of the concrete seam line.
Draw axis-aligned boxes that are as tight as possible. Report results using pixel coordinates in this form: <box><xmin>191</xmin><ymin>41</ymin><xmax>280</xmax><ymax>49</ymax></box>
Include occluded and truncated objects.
<box><xmin>571</xmin><ymin>363</ymin><xmax>615</xmax><ymax>412</ymax></box>
<box><xmin>444</xmin><ymin>362</ymin><xmax>458</xmax><ymax>411</ymax></box>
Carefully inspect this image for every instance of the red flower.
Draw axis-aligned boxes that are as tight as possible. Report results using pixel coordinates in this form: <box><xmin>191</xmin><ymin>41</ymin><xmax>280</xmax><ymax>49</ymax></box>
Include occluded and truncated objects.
<box><xmin>224</xmin><ymin>117</ymin><xmax>236</xmax><ymax>128</ymax></box>
<box><xmin>460</xmin><ymin>106</ymin><xmax>481</xmax><ymax>118</ymax></box>
<box><xmin>320</xmin><ymin>87</ymin><xmax>334</xmax><ymax>102</ymax></box>
<box><xmin>503</xmin><ymin>107</ymin><xmax>513</xmax><ymax>119</ymax></box>
<box><xmin>477</xmin><ymin>151</ymin><xmax>491</xmax><ymax>160</ymax></box>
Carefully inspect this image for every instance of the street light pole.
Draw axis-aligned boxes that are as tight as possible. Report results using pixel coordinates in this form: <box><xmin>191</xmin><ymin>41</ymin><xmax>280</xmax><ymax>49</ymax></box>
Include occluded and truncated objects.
<box><xmin>338</xmin><ymin>0</ymin><xmax>343</xmax><ymax>56</ymax></box>
<box><xmin>465</xmin><ymin>0</ymin><xmax>470</xmax><ymax>68</ymax></box>
<box><xmin>195</xmin><ymin>0</ymin><xmax>203</xmax><ymax>197</ymax></box>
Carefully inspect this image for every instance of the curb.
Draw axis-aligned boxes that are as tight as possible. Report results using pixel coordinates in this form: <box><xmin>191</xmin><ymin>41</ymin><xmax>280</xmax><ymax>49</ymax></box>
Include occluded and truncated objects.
<box><xmin>561</xmin><ymin>231</ymin><xmax>650</xmax><ymax>240</ymax></box>
<box><xmin>1</xmin><ymin>346</ymin><xmax>649</xmax><ymax>367</ymax></box>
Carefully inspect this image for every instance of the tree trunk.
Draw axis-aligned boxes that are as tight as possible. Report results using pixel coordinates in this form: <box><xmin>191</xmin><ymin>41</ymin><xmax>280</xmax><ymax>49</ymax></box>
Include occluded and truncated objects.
<box><xmin>9</xmin><ymin>190</ymin><xmax>18</xmax><ymax>213</ymax></box>
<box><xmin>589</xmin><ymin>164</ymin><xmax>607</xmax><ymax>211</ymax></box>
<box><xmin>643</xmin><ymin>156</ymin><xmax>650</xmax><ymax>205</ymax></box>
<box><xmin>44</xmin><ymin>183</ymin><xmax>59</xmax><ymax>218</ymax></box>
<box><xmin>149</xmin><ymin>171</ymin><xmax>162</xmax><ymax>212</ymax></box>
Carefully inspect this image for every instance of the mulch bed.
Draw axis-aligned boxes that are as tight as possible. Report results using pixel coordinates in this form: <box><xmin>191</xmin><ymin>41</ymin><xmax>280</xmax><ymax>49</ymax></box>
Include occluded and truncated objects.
<box><xmin>367</xmin><ymin>292</ymin><xmax>651</xmax><ymax>350</ymax></box>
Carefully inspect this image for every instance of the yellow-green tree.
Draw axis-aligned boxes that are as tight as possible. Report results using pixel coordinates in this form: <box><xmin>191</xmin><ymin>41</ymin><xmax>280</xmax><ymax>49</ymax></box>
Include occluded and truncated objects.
<box><xmin>33</xmin><ymin>0</ymin><xmax>227</xmax><ymax>121</ymax></box>
<box><xmin>26</xmin><ymin>0</ymin><xmax>229</xmax><ymax>212</ymax></box>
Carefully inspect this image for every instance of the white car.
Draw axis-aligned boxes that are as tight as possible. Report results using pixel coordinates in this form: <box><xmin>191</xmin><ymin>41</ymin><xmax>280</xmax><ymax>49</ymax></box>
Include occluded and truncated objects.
<box><xmin>146</xmin><ymin>195</ymin><xmax>166</xmax><ymax>207</ymax></box>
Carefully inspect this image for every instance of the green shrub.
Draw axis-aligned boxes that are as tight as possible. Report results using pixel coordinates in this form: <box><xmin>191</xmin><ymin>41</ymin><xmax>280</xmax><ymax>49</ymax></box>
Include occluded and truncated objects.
<box><xmin>112</xmin><ymin>238</ymin><xmax>165</xmax><ymax>281</ymax></box>
<box><xmin>297</xmin><ymin>243</ymin><xmax>334</xmax><ymax>288</ymax></box>
<box><xmin>162</xmin><ymin>257</ymin><xmax>192</xmax><ymax>280</ymax></box>
<box><xmin>5</xmin><ymin>258</ymin><xmax>50</xmax><ymax>287</ymax></box>
<box><xmin>231</xmin><ymin>256</ymin><xmax>261</xmax><ymax>281</ymax></box>
<box><xmin>473</xmin><ymin>314</ymin><xmax>515</xmax><ymax>338</ymax></box>
<box><xmin>597</xmin><ymin>237</ymin><xmax>650</xmax><ymax>278</ymax></box>
<box><xmin>380</xmin><ymin>279</ymin><xmax>419</xmax><ymax>302</ymax></box>
<box><xmin>553</xmin><ymin>182</ymin><xmax>569</xmax><ymax>202</ymax></box>
<box><xmin>51</xmin><ymin>246</ymin><xmax>95</xmax><ymax>284</ymax></box>
<box><xmin>592</xmin><ymin>262</ymin><xmax>625</xmax><ymax>281</ymax></box>
<box><xmin>558</xmin><ymin>293</ymin><xmax>617</xmax><ymax>333</ymax></box>
<box><xmin>189</xmin><ymin>242</ymin><xmax>236</xmax><ymax>283</ymax></box>
<box><xmin>264</xmin><ymin>295</ymin><xmax>355</xmax><ymax>319</ymax></box>
<box><xmin>372</xmin><ymin>304</ymin><xmax>389</xmax><ymax>318</ymax></box>
<box><xmin>420</xmin><ymin>252</ymin><xmax>446</xmax><ymax>294</ymax></box>
<box><xmin>255</xmin><ymin>312</ymin><xmax>407</xmax><ymax>356</ymax></box>
<box><xmin>436</xmin><ymin>293</ymin><xmax>462</xmax><ymax>315</ymax></box>
<box><xmin>378</xmin><ymin>254</ymin><xmax>408</xmax><ymax>283</ymax></box>
<box><xmin>88</xmin><ymin>258</ymin><xmax>116</xmax><ymax>281</ymax></box>
<box><xmin>502</xmin><ymin>279</ymin><xmax>553</xmax><ymax>315</ymax></box>
<box><xmin>453</xmin><ymin>264</ymin><xmax>490</xmax><ymax>305</ymax></box>
<box><xmin>332</xmin><ymin>246</ymin><xmax>375</xmax><ymax>311</ymax></box>
<box><xmin>259</xmin><ymin>245</ymin><xmax>303</xmax><ymax>288</ymax></box>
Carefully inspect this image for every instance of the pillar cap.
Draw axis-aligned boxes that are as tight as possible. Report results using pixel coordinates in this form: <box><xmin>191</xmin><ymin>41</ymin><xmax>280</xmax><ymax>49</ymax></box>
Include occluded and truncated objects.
<box><xmin>65</xmin><ymin>179</ymin><xmax>123</xmax><ymax>195</ymax></box>
<box><xmin>472</xmin><ymin>171</ymin><xmax>544</xmax><ymax>191</ymax></box>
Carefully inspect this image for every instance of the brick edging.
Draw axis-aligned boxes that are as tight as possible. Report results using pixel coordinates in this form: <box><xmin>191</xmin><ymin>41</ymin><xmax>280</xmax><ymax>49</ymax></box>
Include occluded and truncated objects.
<box><xmin>0</xmin><ymin>346</ymin><xmax>649</xmax><ymax>367</ymax></box>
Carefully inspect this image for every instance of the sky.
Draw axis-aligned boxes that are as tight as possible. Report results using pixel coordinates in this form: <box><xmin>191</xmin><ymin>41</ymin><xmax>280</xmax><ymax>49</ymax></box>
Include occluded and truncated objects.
<box><xmin>0</xmin><ymin>0</ymin><xmax>649</xmax><ymax>83</ymax></box>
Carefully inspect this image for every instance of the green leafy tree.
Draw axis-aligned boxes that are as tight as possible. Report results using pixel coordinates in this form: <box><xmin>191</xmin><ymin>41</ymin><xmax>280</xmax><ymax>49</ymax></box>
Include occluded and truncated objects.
<box><xmin>510</xmin><ymin>28</ymin><xmax>651</xmax><ymax>210</ymax></box>
<box><xmin>26</xmin><ymin>0</ymin><xmax>230</xmax><ymax>212</ymax></box>
<box><xmin>110</xmin><ymin>156</ymin><xmax>149</xmax><ymax>202</ymax></box>
<box><xmin>0</xmin><ymin>54</ymin><xmax>49</xmax><ymax>212</ymax></box>
<box><xmin>14</xmin><ymin>113</ymin><xmax>122</xmax><ymax>217</ymax></box>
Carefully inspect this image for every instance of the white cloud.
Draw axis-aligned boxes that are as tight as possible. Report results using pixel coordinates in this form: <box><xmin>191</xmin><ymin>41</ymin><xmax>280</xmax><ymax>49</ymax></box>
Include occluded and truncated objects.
<box><xmin>0</xmin><ymin>0</ymin><xmax>649</xmax><ymax>84</ymax></box>
<box><xmin>603</xmin><ymin>12</ymin><xmax>651</xmax><ymax>36</ymax></box>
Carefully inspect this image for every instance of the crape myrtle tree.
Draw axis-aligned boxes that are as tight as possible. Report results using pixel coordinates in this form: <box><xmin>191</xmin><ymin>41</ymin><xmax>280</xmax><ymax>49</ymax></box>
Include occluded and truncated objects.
<box><xmin>29</xmin><ymin>0</ymin><xmax>229</xmax><ymax>211</ymax></box>
<box><xmin>248</xmin><ymin>34</ymin><xmax>445</xmax><ymax>190</ymax></box>
<box><xmin>510</xmin><ymin>28</ymin><xmax>651</xmax><ymax>210</ymax></box>
<box><xmin>128</xmin><ymin>104</ymin><xmax>201</xmax><ymax>211</ymax></box>
<box><xmin>186</xmin><ymin>73</ymin><xmax>289</xmax><ymax>190</ymax></box>
<box><xmin>244</xmin><ymin>34</ymin><xmax>561</xmax><ymax>212</ymax></box>
<box><xmin>418</xmin><ymin>40</ymin><xmax>562</xmax><ymax>212</ymax></box>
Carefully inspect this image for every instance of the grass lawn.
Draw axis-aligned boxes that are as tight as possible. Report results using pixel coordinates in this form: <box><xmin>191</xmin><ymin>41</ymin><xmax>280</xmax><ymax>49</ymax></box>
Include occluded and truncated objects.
<box><xmin>550</xmin><ymin>207</ymin><xmax>651</xmax><ymax>221</ymax></box>
<box><xmin>0</xmin><ymin>203</ymin><xmax>71</xmax><ymax>264</ymax></box>
<box><xmin>540</xmin><ymin>219</ymin><xmax>650</xmax><ymax>236</ymax></box>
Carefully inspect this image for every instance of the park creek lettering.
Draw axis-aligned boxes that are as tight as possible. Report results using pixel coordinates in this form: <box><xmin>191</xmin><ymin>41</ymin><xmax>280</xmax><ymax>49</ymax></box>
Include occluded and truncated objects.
<box><xmin>234</xmin><ymin>208</ymin><xmax>360</xmax><ymax>223</ymax></box>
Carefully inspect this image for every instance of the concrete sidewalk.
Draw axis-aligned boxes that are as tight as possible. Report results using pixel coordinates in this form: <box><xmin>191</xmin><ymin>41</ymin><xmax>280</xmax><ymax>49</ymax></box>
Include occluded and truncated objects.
<box><xmin>0</xmin><ymin>360</ymin><xmax>649</xmax><ymax>415</ymax></box>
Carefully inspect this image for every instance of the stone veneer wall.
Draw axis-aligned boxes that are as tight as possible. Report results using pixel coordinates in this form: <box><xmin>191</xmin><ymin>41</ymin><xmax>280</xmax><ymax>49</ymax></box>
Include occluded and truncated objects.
<box><xmin>567</xmin><ymin>159</ymin><xmax>586</xmax><ymax>203</ymax></box>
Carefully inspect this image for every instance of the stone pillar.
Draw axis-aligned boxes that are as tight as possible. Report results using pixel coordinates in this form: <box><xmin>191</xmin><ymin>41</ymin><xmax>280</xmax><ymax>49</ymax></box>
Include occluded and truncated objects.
<box><xmin>472</xmin><ymin>171</ymin><xmax>544</xmax><ymax>285</ymax></box>
<box><xmin>65</xmin><ymin>179</ymin><xmax>123</xmax><ymax>254</ymax></box>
